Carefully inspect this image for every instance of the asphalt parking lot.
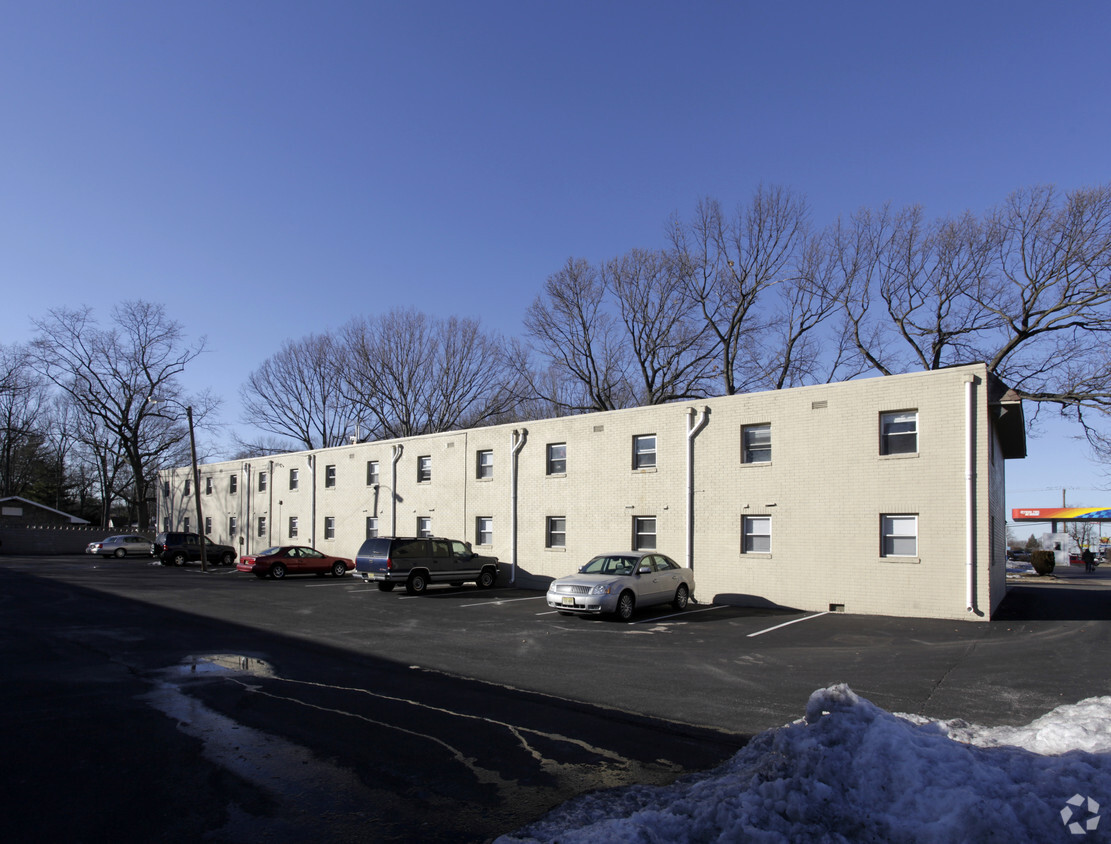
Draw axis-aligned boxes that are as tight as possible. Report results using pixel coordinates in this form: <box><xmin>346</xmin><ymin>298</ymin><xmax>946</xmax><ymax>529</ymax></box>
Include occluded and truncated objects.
<box><xmin>2</xmin><ymin>555</ymin><xmax>1109</xmax><ymax>842</ymax></box>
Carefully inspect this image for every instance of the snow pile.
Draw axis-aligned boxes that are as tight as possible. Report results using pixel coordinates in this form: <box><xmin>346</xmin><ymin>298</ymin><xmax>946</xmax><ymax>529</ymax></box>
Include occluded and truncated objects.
<box><xmin>497</xmin><ymin>685</ymin><xmax>1111</xmax><ymax>843</ymax></box>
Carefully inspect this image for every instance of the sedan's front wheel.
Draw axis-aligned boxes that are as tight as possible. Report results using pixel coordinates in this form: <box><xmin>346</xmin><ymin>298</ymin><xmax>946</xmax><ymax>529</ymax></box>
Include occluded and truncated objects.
<box><xmin>615</xmin><ymin>591</ymin><xmax>636</xmax><ymax>622</ymax></box>
<box><xmin>672</xmin><ymin>584</ymin><xmax>690</xmax><ymax>611</ymax></box>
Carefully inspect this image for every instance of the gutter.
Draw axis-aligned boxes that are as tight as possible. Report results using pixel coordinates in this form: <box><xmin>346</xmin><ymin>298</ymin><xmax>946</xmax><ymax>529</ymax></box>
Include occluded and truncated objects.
<box><xmin>966</xmin><ymin>375</ymin><xmax>976</xmax><ymax>614</ymax></box>
<box><xmin>686</xmin><ymin>407</ymin><xmax>710</xmax><ymax>570</ymax></box>
<box><xmin>510</xmin><ymin>428</ymin><xmax>528</xmax><ymax>584</ymax></box>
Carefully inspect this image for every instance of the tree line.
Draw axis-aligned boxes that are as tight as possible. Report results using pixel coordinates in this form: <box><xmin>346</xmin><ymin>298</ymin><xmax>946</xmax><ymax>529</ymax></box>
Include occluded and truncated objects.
<box><xmin>3</xmin><ymin>182</ymin><xmax>1109</xmax><ymax>526</ymax></box>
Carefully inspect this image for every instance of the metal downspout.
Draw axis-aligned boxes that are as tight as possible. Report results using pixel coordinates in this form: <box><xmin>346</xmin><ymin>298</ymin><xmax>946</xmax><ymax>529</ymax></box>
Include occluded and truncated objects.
<box><xmin>966</xmin><ymin>376</ymin><xmax>976</xmax><ymax>613</ymax></box>
<box><xmin>510</xmin><ymin>428</ymin><xmax>528</xmax><ymax>585</ymax></box>
<box><xmin>243</xmin><ymin>462</ymin><xmax>252</xmax><ymax>556</ymax></box>
<box><xmin>391</xmin><ymin>444</ymin><xmax>403</xmax><ymax>536</ymax></box>
<box><xmin>686</xmin><ymin>407</ymin><xmax>710</xmax><ymax>570</ymax></box>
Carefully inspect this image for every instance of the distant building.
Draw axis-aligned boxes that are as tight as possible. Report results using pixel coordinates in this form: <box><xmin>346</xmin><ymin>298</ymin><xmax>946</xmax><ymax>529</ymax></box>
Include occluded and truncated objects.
<box><xmin>158</xmin><ymin>363</ymin><xmax>1025</xmax><ymax>621</ymax></box>
<box><xmin>0</xmin><ymin>496</ymin><xmax>90</xmax><ymax>526</ymax></box>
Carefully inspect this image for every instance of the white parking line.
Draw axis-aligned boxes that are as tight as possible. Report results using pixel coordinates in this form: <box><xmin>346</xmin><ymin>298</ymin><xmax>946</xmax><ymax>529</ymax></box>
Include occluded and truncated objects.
<box><xmin>460</xmin><ymin>595</ymin><xmax>547</xmax><ymax>608</ymax></box>
<box><xmin>537</xmin><ymin>604</ymin><xmax>725</xmax><ymax>620</ymax></box>
<box><xmin>746</xmin><ymin>611</ymin><xmax>831</xmax><ymax>638</ymax></box>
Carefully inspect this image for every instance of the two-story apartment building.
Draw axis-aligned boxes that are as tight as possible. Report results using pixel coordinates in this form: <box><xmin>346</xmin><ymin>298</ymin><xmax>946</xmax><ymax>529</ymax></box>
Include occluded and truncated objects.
<box><xmin>158</xmin><ymin>363</ymin><xmax>1025</xmax><ymax>621</ymax></box>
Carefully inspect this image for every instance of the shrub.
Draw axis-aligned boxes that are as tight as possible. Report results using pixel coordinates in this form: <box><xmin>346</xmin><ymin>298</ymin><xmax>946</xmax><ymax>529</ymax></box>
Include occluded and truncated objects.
<box><xmin>1031</xmin><ymin>550</ymin><xmax>1055</xmax><ymax>576</ymax></box>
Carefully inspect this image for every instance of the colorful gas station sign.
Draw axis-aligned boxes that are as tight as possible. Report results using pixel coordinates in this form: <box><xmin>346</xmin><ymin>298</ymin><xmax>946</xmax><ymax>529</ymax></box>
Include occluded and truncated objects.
<box><xmin>1012</xmin><ymin>507</ymin><xmax>1111</xmax><ymax>521</ymax></box>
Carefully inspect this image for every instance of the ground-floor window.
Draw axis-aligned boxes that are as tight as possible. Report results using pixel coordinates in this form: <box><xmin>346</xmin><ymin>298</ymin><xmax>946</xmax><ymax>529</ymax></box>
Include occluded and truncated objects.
<box><xmin>633</xmin><ymin>516</ymin><xmax>656</xmax><ymax>550</ymax></box>
<box><xmin>476</xmin><ymin>516</ymin><xmax>493</xmax><ymax>546</ymax></box>
<box><xmin>324</xmin><ymin>516</ymin><xmax>336</xmax><ymax>540</ymax></box>
<box><xmin>881</xmin><ymin>514</ymin><xmax>918</xmax><ymax>557</ymax></box>
<box><xmin>366</xmin><ymin>517</ymin><xmax>378</xmax><ymax>538</ymax></box>
<box><xmin>289</xmin><ymin>516</ymin><xmax>298</xmax><ymax>538</ymax></box>
<box><xmin>546</xmin><ymin>516</ymin><xmax>566</xmax><ymax>548</ymax></box>
<box><xmin>742</xmin><ymin>516</ymin><xmax>771</xmax><ymax>553</ymax></box>
<box><xmin>417</xmin><ymin>516</ymin><xmax>432</xmax><ymax>538</ymax></box>
<box><xmin>205</xmin><ymin>516</ymin><xmax>212</xmax><ymax>535</ymax></box>
<box><xmin>258</xmin><ymin>516</ymin><xmax>266</xmax><ymax>538</ymax></box>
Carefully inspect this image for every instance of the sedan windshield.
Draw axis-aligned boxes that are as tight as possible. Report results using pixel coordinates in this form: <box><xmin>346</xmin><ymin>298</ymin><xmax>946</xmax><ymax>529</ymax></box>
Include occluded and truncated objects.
<box><xmin>580</xmin><ymin>556</ymin><xmax>635</xmax><ymax>576</ymax></box>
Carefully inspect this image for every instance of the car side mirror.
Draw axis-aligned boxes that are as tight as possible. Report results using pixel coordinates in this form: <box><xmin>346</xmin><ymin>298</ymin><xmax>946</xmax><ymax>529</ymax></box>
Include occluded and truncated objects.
<box><xmin>637</xmin><ymin>565</ymin><xmax>651</xmax><ymax>575</ymax></box>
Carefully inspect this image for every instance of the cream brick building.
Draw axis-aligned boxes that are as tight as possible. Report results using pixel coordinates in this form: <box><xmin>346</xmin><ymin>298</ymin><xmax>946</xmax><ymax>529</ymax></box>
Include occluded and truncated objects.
<box><xmin>158</xmin><ymin>363</ymin><xmax>1025</xmax><ymax>621</ymax></box>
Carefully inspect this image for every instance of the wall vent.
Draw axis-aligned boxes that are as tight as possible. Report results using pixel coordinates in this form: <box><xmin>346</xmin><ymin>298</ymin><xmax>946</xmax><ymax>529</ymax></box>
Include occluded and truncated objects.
<box><xmin>829</xmin><ymin>603</ymin><xmax>845</xmax><ymax>613</ymax></box>
<box><xmin>812</xmin><ymin>400</ymin><xmax>828</xmax><ymax>410</ymax></box>
<box><xmin>593</xmin><ymin>425</ymin><xmax>605</xmax><ymax>432</ymax></box>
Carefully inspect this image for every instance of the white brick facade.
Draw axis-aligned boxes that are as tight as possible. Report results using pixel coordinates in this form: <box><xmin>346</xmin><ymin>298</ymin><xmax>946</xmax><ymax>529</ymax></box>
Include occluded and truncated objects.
<box><xmin>159</xmin><ymin>364</ymin><xmax>1023</xmax><ymax>621</ymax></box>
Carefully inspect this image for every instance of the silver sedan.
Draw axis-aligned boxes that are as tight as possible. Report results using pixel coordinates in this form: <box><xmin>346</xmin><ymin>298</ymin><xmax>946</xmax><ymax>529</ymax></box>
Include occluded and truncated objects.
<box><xmin>546</xmin><ymin>551</ymin><xmax>695</xmax><ymax>622</ymax></box>
<box><xmin>85</xmin><ymin>535</ymin><xmax>156</xmax><ymax>558</ymax></box>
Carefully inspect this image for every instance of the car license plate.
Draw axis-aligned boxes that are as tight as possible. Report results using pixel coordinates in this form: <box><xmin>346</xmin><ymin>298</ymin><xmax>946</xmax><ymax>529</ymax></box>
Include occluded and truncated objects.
<box><xmin>561</xmin><ymin>596</ymin><xmax>575</xmax><ymax>606</ymax></box>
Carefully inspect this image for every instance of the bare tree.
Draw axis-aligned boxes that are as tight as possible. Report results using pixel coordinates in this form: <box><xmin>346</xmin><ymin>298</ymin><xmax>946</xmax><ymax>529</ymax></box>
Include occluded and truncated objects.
<box><xmin>341</xmin><ymin>309</ymin><xmax>510</xmax><ymax>438</ymax></box>
<box><xmin>0</xmin><ymin>345</ymin><xmax>49</xmax><ymax>497</ymax></box>
<box><xmin>240</xmin><ymin>333</ymin><xmax>355</xmax><ymax>451</ymax></box>
<box><xmin>519</xmin><ymin>258</ymin><xmax>632</xmax><ymax>413</ymax></box>
<box><xmin>669</xmin><ymin>186</ymin><xmax>812</xmax><ymax>395</ymax></box>
<box><xmin>28</xmin><ymin>301</ymin><xmax>217</xmax><ymax>529</ymax></box>
<box><xmin>604</xmin><ymin>248</ymin><xmax>716</xmax><ymax>404</ymax></box>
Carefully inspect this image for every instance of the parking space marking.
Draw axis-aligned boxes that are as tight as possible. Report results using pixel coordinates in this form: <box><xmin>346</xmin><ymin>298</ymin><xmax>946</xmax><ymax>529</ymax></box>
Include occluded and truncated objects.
<box><xmin>536</xmin><ymin>604</ymin><xmax>725</xmax><ymax>621</ymax></box>
<box><xmin>460</xmin><ymin>595</ymin><xmax>547</xmax><ymax>608</ymax></box>
<box><xmin>746</xmin><ymin>611</ymin><xmax>831</xmax><ymax>638</ymax></box>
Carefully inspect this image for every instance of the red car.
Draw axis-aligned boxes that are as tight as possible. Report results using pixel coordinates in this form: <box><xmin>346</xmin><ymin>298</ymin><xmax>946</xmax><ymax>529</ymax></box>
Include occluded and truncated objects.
<box><xmin>237</xmin><ymin>546</ymin><xmax>354</xmax><ymax>580</ymax></box>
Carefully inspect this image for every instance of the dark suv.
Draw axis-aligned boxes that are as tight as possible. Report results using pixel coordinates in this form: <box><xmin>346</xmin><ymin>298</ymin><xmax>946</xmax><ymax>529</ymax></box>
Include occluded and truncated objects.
<box><xmin>154</xmin><ymin>532</ymin><xmax>238</xmax><ymax>567</ymax></box>
<box><xmin>355</xmin><ymin>537</ymin><xmax>499</xmax><ymax>594</ymax></box>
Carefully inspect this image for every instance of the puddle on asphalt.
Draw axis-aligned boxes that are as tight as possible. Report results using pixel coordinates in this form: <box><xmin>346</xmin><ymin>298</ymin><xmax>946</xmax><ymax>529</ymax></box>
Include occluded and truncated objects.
<box><xmin>166</xmin><ymin>653</ymin><xmax>276</xmax><ymax>678</ymax></box>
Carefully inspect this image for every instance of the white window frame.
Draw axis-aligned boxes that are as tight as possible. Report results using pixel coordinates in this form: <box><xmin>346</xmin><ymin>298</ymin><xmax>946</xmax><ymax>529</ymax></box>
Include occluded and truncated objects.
<box><xmin>289</xmin><ymin>515</ymin><xmax>298</xmax><ymax>538</ymax></box>
<box><xmin>742</xmin><ymin>423</ymin><xmax>771</xmax><ymax>464</ymax></box>
<box><xmin>880</xmin><ymin>410</ymin><xmax>918</xmax><ymax>456</ymax></box>
<box><xmin>229</xmin><ymin>474</ymin><xmax>238</xmax><ymax>494</ymax></box>
<box><xmin>546</xmin><ymin>443</ymin><xmax>566</xmax><ymax>475</ymax></box>
<box><xmin>476</xmin><ymin>516</ymin><xmax>493</xmax><ymax>546</ymax></box>
<box><xmin>289</xmin><ymin>467</ymin><xmax>299</xmax><ymax>490</ymax></box>
<box><xmin>205</xmin><ymin>477</ymin><xmax>213</xmax><ymax>495</ymax></box>
<box><xmin>257</xmin><ymin>515</ymin><xmax>266</xmax><ymax>538</ymax></box>
<box><xmin>417</xmin><ymin>456</ymin><xmax>432</xmax><ymax>483</ymax></box>
<box><xmin>204</xmin><ymin>516</ymin><xmax>212</xmax><ymax>535</ymax></box>
<box><xmin>417</xmin><ymin>516</ymin><xmax>432</xmax><ymax>538</ymax></box>
<box><xmin>633</xmin><ymin>435</ymin><xmax>656</xmax><ymax>470</ymax></box>
<box><xmin>633</xmin><ymin>516</ymin><xmax>656</xmax><ymax>551</ymax></box>
<box><xmin>325</xmin><ymin>465</ymin><xmax>337</xmax><ymax>488</ymax></box>
<box><xmin>742</xmin><ymin>516</ymin><xmax>772</xmax><ymax>554</ymax></box>
<box><xmin>881</xmin><ymin>514</ymin><xmax>918</xmax><ymax>557</ymax></box>
<box><xmin>324</xmin><ymin>516</ymin><xmax>336</xmax><ymax>540</ymax></box>
<box><xmin>546</xmin><ymin>516</ymin><xmax>566</xmax><ymax>549</ymax></box>
<box><xmin>367</xmin><ymin>460</ymin><xmax>380</xmax><ymax>486</ymax></box>
<box><xmin>258</xmin><ymin>471</ymin><xmax>267</xmax><ymax>492</ymax></box>
<box><xmin>476</xmin><ymin>450</ymin><xmax>494</xmax><ymax>479</ymax></box>
<box><xmin>366</xmin><ymin>517</ymin><xmax>378</xmax><ymax>539</ymax></box>
<box><xmin>228</xmin><ymin>516</ymin><xmax>237</xmax><ymax>537</ymax></box>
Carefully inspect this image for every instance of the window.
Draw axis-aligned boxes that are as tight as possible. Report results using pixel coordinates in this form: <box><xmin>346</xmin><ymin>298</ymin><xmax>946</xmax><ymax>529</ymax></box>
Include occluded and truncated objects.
<box><xmin>547</xmin><ymin>443</ymin><xmax>566</xmax><ymax>475</ymax></box>
<box><xmin>366</xmin><ymin>517</ymin><xmax>378</xmax><ymax>539</ymax></box>
<box><xmin>325</xmin><ymin>516</ymin><xmax>336</xmax><ymax>540</ymax></box>
<box><xmin>880</xmin><ymin>411</ymin><xmax>918</xmax><ymax>455</ymax></box>
<box><xmin>258</xmin><ymin>471</ymin><xmax>267</xmax><ymax>492</ymax></box>
<box><xmin>881</xmin><ymin>515</ymin><xmax>918</xmax><ymax>557</ymax></box>
<box><xmin>476</xmin><ymin>517</ymin><xmax>493</xmax><ymax>546</ymax></box>
<box><xmin>417</xmin><ymin>516</ymin><xmax>432</xmax><ymax>538</ymax></box>
<box><xmin>546</xmin><ymin>517</ymin><xmax>566</xmax><ymax>548</ymax></box>
<box><xmin>289</xmin><ymin>467</ymin><xmax>299</xmax><ymax>490</ymax></box>
<box><xmin>742</xmin><ymin>424</ymin><xmax>771</xmax><ymax>464</ymax></box>
<box><xmin>205</xmin><ymin>477</ymin><xmax>213</xmax><ymax>495</ymax></box>
<box><xmin>633</xmin><ymin>516</ymin><xmax>656</xmax><ymax>551</ymax></box>
<box><xmin>229</xmin><ymin>516</ymin><xmax>237</xmax><ymax>537</ymax></box>
<box><xmin>162</xmin><ymin>480</ymin><xmax>170</xmax><ymax>497</ymax></box>
<box><xmin>204</xmin><ymin>516</ymin><xmax>212</xmax><ymax>535</ymax></box>
<box><xmin>742</xmin><ymin>516</ymin><xmax>772</xmax><ymax>553</ymax></box>
<box><xmin>183</xmin><ymin>517</ymin><xmax>191</xmax><ymax>533</ymax></box>
<box><xmin>184</xmin><ymin>478</ymin><xmax>191</xmax><ymax>496</ymax></box>
<box><xmin>325</xmin><ymin>465</ymin><xmax>336</xmax><ymax>488</ymax></box>
<box><xmin>633</xmin><ymin>435</ymin><xmax>656</xmax><ymax>469</ymax></box>
<box><xmin>417</xmin><ymin>456</ymin><xmax>432</xmax><ymax>483</ymax></box>
<box><xmin>257</xmin><ymin>516</ymin><xmax>266</xmax><ymax>538</ymax></box>
<box><xmin>367</xmin><ymin>461</ymin><xmax>379</xmax><ymax>486</ymax></box>
<box><xmin>476</xmin><ymin>450</ymin><xmax>494</xmax><ymax>479</ymax></box>
<box><xmin>289</xmin><ymin>516</ymin><xmax>298</xmax><ymax>538</ymax></box>
<box><xmin>229</xmin><ymin>474</ymin><xmax>238</xmax><ymax>494</ymax></box>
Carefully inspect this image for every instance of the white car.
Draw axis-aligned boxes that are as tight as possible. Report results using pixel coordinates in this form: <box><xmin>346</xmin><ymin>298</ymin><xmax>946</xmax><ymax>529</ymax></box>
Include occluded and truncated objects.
<box><xmin>546</xmin><ymin>551</ymin><xmax>696</xmax><ymax>622</ymax></box>
<box><xmin>85</xmin><ymin>535</ymin><xmax>156</xmax><ymax>558</ymax></box>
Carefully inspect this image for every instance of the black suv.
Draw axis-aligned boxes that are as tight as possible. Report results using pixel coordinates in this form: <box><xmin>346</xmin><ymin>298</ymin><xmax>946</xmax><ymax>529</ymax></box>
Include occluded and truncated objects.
<box><xmin>154</xmin><ymin>532</ymin><xmax>238</xmax><ymax>567</ymax></box>
<box><xmin>355</xmin><ymin>537</ymin><xmax>499</xmax><ymax>594</ymax></box>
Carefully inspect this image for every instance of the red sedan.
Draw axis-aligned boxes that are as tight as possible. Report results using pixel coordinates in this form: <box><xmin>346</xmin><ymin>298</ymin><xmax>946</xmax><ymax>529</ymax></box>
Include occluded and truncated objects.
<box><xmin>237</xmin><ymin>546</ymin><xmax>355</xmax><ymax>580</ymax></box>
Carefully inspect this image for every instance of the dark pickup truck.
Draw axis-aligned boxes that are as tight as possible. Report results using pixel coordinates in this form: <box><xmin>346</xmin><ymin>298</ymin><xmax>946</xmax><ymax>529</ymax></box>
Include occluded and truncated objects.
<box><xmin>355</xmin><ymin>536</ymin><xmax>499</xmax><ymax>594</ymax></box>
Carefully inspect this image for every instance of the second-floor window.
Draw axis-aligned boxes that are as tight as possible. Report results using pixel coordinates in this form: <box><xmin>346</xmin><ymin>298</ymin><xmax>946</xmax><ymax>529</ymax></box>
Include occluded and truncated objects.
<box><xmin>547</xmin><ymin>443</ymin><xmax>566</xmax><ymax>475</ymax></box>
<box><xmin>418</xmin><ymin>456</ymin><xmax>432</xmax><ymax>483</ymax></box>
<box><xmin>742</xmin><ymin>424</ymin><xmax>771</xmax><ymax>464</ymax></box>
<box><xmin>325</xmin><ymin>465</ymin><xmax>336</xmax><ymax>488</ymax></box>
<box><xmin>289</xmin><ymin>467</ymin><xmax>299</xmax><ymax>490</ymax></box>
<box><xmin>476</xmin><ymin>450</ymin><xmax>493</xmax><ymax>479</ymax></box>
<box><xmin>367</xmin><ymin>461</ymin><xmax>379</xmax><ymax>486</ymax></box>
<box><xmin>229</xmin><ymin>475</ymin><xmax>238</xmax><ymax>494</ymax></box>
<box><xmin>258</xmin><ymin>471</ymin><xmax>267</xmax><ymax>492</ymax></box>
<box><xmin>205</xmin><ymin>477</ymin><xmax>213</xmax><ymax>495</ymax></box>
<box><xmin>880</xmin><ymin>411</ymin><xmax>918</xmax><ymax>455</ymax></box>
<box><xmin>633</xmin><ymin>435</ymin><xmax>656</xmax><ymax>469</ymax></box>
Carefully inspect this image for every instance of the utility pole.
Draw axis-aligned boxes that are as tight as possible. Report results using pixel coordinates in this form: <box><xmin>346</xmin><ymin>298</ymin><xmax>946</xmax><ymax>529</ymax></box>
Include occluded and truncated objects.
<box><xmin>187</xmin><ymin>406</ymin><xmax>208</xmax><ymax>572</ymax></box>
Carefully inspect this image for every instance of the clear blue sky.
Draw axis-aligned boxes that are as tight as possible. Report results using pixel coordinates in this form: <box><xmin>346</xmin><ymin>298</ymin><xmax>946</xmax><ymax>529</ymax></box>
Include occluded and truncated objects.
<box><xmin>2</xmin><ymin>1</ymin><xmax>1109</xmax><ymax>522</ymax></box>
